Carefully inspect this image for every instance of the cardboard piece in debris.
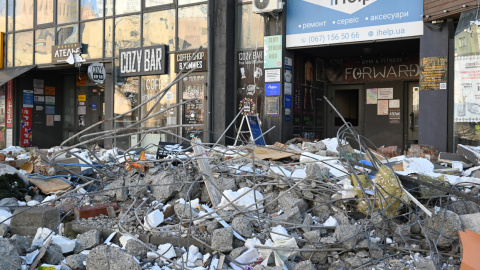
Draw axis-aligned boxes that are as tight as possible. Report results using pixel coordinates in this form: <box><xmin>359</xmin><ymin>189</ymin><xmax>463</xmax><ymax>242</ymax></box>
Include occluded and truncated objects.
<box><xmin>29</xmin><ymin>177</ymin><xmax>72</xmax><ymax>194</ymax></box>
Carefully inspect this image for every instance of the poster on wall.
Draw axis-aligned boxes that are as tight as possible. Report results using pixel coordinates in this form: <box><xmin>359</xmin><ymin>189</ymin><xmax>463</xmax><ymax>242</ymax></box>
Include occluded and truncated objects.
<box><xmin>45</xmin><ymin>86</ymin><xmax>55</xmax><ymax>95</ymax></box>
<box><xmin>23</xmin><ymin>90</ymin><xmax>34</xmax><ymax>108</ymax></box>
<box><xmin>366</xmin><ymin>88</ymin><xmax>378</xmax><ymax>104</ymax></box>
<box><xmin>377</xmin><ymin>100</ymin><xmax>389</xmax><ymax>115</ymax></box>
<box><xmin>389</xmin><ymin>99</ymin><xmax>400</xmax><ymax>109</ymax></box>
<box><xmin>389</xmin><ymin>108</ymin><xmax>401</xmax><ymax>124</ymax></box>
<box><xmin>46</xmin><ymin>115</ymin><xmax>54</xmax><ymax>126</ymax></box>
<box><xmin>20</xmin><ymin>108</ymin><xmax>32</xmax><ymax>147</ymax></box>
<box><xmin>237</xmin><ymin>49</ymin><xmax>264</xmax><ymax>117</ymax></box>
<box><xmin>420</xmin><ymin>56</ymin><xmax>448</xmax><ymax>90</ymax></box>
<box><xmin>34</xmin><ymin>88</ymin><xmax>44</xmax><ymax>95</ymax></box>
<box><xmin>266</xmin><ymin>97</ymin><xmax>279</xmax><ymax>115</ymax></box>
<box><xmin>182</xmin><ymin>75</ymin><xmax>206</xmax><ymax>135</ymax></box>
<box><xmin>33</xmin><ymin>79</ymin><xmax>44</xmax><ymax>89</ymax></box>
<box><xmin>377</xmin><ymin>88</ymin><xmax>394</xmax><ymax>99</ymax></box>
<box><xmin>286</xmin><ymin>0</ymin><xmax>424</xmax><ymax>48</ymax></box>
<box><xmin>454</xmin><ymin>54</ymin><xmax>480</xmax><ymax>122</ymax></box>
<box><xmin>265</xmin><ymin>69</ymin><xmax>281</xmax><ymax>82</ymax></box>
<box><xmin>264</xmin><ymin>35</ymin><xmax>282</xmax><ymax>69</ymax></box>
<box><xmin>45</xmin><ymin>96</ymin><xmax>55</xmax><ymax>105</ymax></box>
<box><xmin>6</xmin><ymin>81</ymin><xmax>13</xmax><ymax>128</ymax></box>
<box><xmin>34</xmin><ymin>96</ymin><xmax>45</xmax><ymax>105</ymax></box>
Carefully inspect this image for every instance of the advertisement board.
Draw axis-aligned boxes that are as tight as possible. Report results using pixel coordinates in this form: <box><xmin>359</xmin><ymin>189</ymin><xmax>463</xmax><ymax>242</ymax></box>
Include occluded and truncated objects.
<box><xmin>286</xmin><ymin>0</ymin><xmax>424</xmax><ymax>48</ymax></box>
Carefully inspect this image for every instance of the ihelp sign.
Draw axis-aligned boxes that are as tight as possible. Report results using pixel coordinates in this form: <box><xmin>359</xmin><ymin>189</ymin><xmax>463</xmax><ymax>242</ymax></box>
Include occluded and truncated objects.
<box><xmin>286</xmin><ymin>0</ymin><xmax>423</xmax><ymax>48</ymax></box>
<box><xmin>303</xmin><ymin>0</ymin><xmax>377</xmax><ymax>14</ymax></box>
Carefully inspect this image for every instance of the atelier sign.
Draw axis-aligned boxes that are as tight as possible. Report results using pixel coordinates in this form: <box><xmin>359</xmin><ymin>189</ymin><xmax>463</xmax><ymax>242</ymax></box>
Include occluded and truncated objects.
<box><xmin>175</xmin><ymin>49</ymin><xmax>208</xmax><ymax>73</ymax></box>
<box><xmin>52</xmin><ymin>43</ymin><xmax>82</xmax><ymax>64</ymax></box>
<box><xmin>119</xmin><ymin>45</ymin><xmax>166</xmax><ymax>77</ymax></box>
<box><xmin>88</xmin><ymin>63</ymin><xmax>106</xmax><ymax>84</ymax></box>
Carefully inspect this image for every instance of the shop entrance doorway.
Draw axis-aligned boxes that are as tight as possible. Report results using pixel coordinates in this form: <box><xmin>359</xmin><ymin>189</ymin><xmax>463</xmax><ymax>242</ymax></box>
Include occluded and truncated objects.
<box><xmin>327</xmin><ymin>84</ymin><xmax>365</xmax><ymax>139</ymax></box>
<box><xmin>406</xmin><ymin>82</ymin><xmax>419</xmax><ymax>147</ymax></box>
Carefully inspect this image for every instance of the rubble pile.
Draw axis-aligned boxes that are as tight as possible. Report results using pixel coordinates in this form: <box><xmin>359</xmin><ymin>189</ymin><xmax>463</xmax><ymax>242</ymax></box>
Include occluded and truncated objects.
<box><xmin>0</xmin><ymin>58</ymin><xmax>477</xmax><ymax>269</ymax></box>
<box><xmin>0</xmin><ymin>130</ymin><xmax>479</xmax><ymax>270</ymax></box>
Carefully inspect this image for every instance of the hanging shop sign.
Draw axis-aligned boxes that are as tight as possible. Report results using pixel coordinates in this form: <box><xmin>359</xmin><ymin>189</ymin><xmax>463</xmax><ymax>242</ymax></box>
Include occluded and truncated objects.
<box><xmin>88</xmin><ymin>63</ymin><xmax>106</xmax><ymax>84</ymax></box>
<box><xmin>174</xmin><ymin>49</ymin><xmax>208</xmax><ymax>73</ymax></box>
<box><xmin>119</xmin><ymin>45</ymin><xmax>166</xmax><ymax>77</ymax></box>
<box><xmin>6</xmin><ymin>81</ymin><xmax>13</xmax><ymax>128</ymax></box>
<box><xmin>286</xmin><ymin>0</ymin><xmax>423</xmax><ymax>48</ymax></box>
<box><xmin>52</xmin><ymin>43</ymin><xmax>81</xmax><ymax>64</ymax></box>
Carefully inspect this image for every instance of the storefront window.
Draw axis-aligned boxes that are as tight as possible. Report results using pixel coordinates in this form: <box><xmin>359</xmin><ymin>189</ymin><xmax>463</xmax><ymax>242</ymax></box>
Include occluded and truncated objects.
<box><xmin>6</xmin><ymin>0</ymin><xmax>11</xmax><ymax>31</ymax></box>
<box><xmin>454</xmin><ymin>10</ymin><xmax>480</xmax><ymax>148</ymax></box>
<box><xmin>141</xmin><ymin>74</ymin><xmax>177</xmax><ymax>145</ymax></box>
<box><xmin>0</xmin><ymin>0</ymin><xmax>6</xmax><ymax>33</ymax></box>
<box><xmin>105</xmin><ymin>0</ymin><xmax>113</xmax><ymax>16</ymax></box>
<box><xmin>37</xmin><ymin>0</ymin><xmax>54</xmax><ymax>25</ymax></box>
<box><xmin>35</xmin><ymin>27</ymin><xmax>55</xmax><ymax>64</ymax></box>
<box><xmin>14</xmin><ymin>31</ymin><xmax>33</xmax><ymax>66</ymax></box>
<box><xmin>80</xmin><ymin>20</ymin><xmax>103</xmax><ymax>59</ymax></box>
<box><xmin>81</xmin><ymin>0</ymin><xmax>103</xmax><ymax>20</ymax></box>
<box><xmin>58</xmin><ymin>0</ymin><xmax>79</xmax><ymax>24</ymax></box>
<box><xmin>114</xmin><ymin>74</ymin><xmax>140</xmax><ymax>128</ymax></box>
<box><xmin>143</xmin><ymin>9</ymin><xmax>175</xmax><ymax>49</ymax></box>
<box><xmin>6</xmin><ymin>33</ymin><xmax>12</xmax><ymax>67</ymax></box>
<box><xmin>146</xmin><ymin>0</ymin><xmax>173</xmax><ymax>8</ymax></box>
<box><xmin>15</xmin><ymin>0</ymin><xmax>33</xmax><ymax>31</ymax></box>
<box><xmin>115</xmin><ymin>0</ymin><xmax>140</xmax><ymax>15</ymax></box>
<box><xmin>237</xmin><ymin>4</ymin><xmax>264</xmax><ymax>49</ymax></box>
<box><xmin>178</xmin><ymin>4</ymin><xmax>207</xmax><ymax>50</ymax></box>
<box><xmin>57</xmin><ymin>24</ymin><xmax>79</xmax><ymax>44</ymax></box>
<box><xmin>114</xmin><ymin>15</ymin><xmax>140</xmax><ymax>56</ymax></box>
<box><xmin>178</xmin><ymin>0</ymin><xmax>206</xmax><ymax>5</ymax></box>
<box><xmin>105</xmin><ymin>18</ymin><xmax>113</xmax><ymax>57</ymax></box>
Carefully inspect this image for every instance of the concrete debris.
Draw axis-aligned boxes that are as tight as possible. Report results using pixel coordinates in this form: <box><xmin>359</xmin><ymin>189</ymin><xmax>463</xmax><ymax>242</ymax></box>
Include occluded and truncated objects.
<box><xmin>0</xmin><ymin>238</ymin><xmax>21</xmax><ymax>270</ymax></box>
<box><xmin>85</xmin><ymin>245</ymin><xmax>141</xmax><ymax>270</ymax></box>
<box><xmin>65</xmin><ymin>253</ymin><xmax>87</xmax><ymax>270</ymax></box>
<box><xmin>2</xmin><ymin>127</ymin><xmax>480</xmax><ymax>270</ymax></box>
<box><xmin>76</xmin><ymin>229</ymin><xmax>100</xmax><ymax>250</ymax></box>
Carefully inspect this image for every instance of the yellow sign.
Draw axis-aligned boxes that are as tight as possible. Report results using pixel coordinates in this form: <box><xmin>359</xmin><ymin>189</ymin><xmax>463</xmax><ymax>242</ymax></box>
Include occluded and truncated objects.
<box><xmin>78</xmin><ymin>95</ymin><xmax>86</xmax><ymax>101</ymax></box>
<box><xmin>45</xmin><ymin>86</ymin><xmax>55</xmax><ymax>95</ymax></box>
<box><xmin>76</xmin><ymin>74</ymin><xmax>87</xmax><ymax>86</ymax></box>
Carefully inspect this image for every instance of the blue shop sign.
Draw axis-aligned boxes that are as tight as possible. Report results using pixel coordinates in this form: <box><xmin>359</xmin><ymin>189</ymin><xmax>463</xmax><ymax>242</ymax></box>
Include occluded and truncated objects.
<box><xmin>265</xmin><ymin>83</ymin><xmax>281</xmax><ymax>96</ymax></box>
<box><xmin>286</xmin><ymin>0</ymin><xmax>424</xmax><ymax>48</ymax></box>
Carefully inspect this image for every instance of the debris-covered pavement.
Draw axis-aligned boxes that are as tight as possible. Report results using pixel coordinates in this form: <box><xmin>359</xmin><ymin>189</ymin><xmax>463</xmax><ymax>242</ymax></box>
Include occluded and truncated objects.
<box><xmin>0</xmin><ymin>66</ymin><xmax>477</xmax><ymax>269</ymax></box>
<box><xmin>1</xmin><ymin>124</ymin><xmax>480</xmax><ymax>270</ymax></box>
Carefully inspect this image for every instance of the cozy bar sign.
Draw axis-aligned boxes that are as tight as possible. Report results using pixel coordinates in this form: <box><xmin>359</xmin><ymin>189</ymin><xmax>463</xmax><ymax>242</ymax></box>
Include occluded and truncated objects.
<box><xmin>119</xmin><ymin>45</ymin><xmax>167</xmax><ymax>77</ymax></box>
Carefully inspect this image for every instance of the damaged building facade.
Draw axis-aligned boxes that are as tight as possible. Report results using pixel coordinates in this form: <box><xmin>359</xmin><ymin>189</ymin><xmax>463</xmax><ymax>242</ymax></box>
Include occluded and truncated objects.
<box><xmin>236</xmin><ymin>0</ymin><xmax>480</xmax><ymax>154</ymax></box>
<box><xmin>0</xmin><ymin>0</ymin><xmax>480</xmax><ymax>154</ymax></box>
<box><xmin>0</xmin><ymin>0</ymin><xmax>237</xmax><ymax>150</ymax></box>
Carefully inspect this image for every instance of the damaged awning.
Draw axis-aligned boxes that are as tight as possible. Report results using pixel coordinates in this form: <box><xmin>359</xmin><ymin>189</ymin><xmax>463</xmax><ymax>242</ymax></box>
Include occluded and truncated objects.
<box><xmin>0</xmin><ymin>65</ymin><xmax>36</xmax><ymax>86</ymax></box>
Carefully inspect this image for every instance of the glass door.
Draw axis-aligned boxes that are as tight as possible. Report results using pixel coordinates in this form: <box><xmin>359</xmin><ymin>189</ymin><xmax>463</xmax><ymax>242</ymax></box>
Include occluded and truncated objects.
<box><xmin>180</xmin><ymin>73</ymin><xmax>207</xmax><ymax>139</ymax></box>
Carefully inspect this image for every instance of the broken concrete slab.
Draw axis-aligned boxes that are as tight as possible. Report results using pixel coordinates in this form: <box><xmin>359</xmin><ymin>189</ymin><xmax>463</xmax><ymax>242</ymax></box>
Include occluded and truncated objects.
<box><xmin>422</xmin><ymin>209</ymin><xmax>461</xmax><ymax>248</ymax></box>
<box><xmin>459</xmin><ymin>213</ymin><xmax>480</xmax><ymax>234</ymax></box>
<box><xmin>76</xmin><ymin>229</ymin><xmax>100</xmax><ymax>250</ymax></box>
<box><xmin>457</xmin><ymin>144</ymin><xmax>480</xmax><ymax>166</ymax></box>
<box><xmin>85</xmin><ymin>245</ymin><xmax>141</xmax><ymax>270</ymax></box>
<box><xmin>41</xmin><ymin>244</ymin><xmax>64</xmax><ymax>265</ymax></box>
<box><xmin>0</xmin><ymin>238</ymin><xmax>21</xmax><ymax>270</ymax></box>
<box><xmin>211</xmin><ymin>227</ymin><xmax>233</xmax><ymax>252</ymax></box>
<box><xmin>10</xmin><ymin>207</ymin><xmax>59</xmax><ymax>236</ymax></box>
<box><xmin>65</xmin><ymin>254</ymin><xmax>87</xmax><ymax>270</ymax></box>
<box><xmin>231</xmin><ymin>216</ymin><xmax>253</xmax><ymax>238</ymax></box>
